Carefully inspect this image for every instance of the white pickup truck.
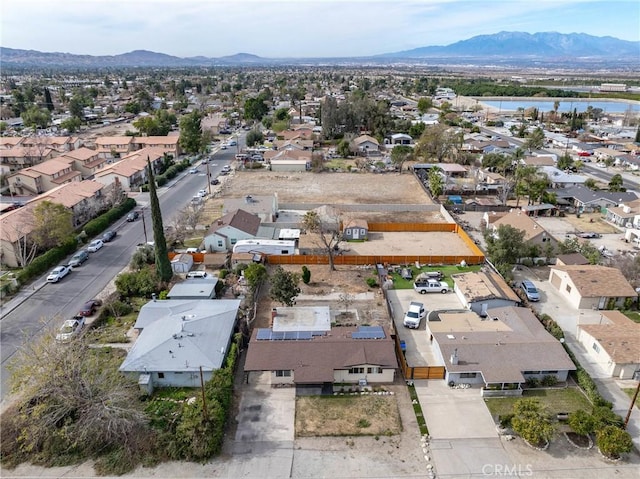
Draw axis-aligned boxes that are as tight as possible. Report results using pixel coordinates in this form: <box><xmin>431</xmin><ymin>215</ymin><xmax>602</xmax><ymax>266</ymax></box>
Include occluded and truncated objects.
<box><xmin>413</xmin><ymin>279</ymin><xmax>450</xmax><ymax>294</ymax></box>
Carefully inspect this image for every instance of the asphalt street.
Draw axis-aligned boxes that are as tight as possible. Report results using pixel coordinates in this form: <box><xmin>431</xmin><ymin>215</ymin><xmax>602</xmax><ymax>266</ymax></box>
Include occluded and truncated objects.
<box><xmin>0</xmin><ymin>139</ymin><xmax>241</xmax><ymax>401</ymax></box>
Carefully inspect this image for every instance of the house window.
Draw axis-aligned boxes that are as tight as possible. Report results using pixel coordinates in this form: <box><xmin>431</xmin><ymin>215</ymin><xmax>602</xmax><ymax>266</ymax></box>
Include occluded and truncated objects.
<box><xmin>275</xmin><ymin>370</ymin><xmax>291</xmax><ymax>377</ymax></box>
<box><xmin>360</xmin><ymin>229</ymin><xmax>366</xmax><ymax>235</ymax></box>
<box><xmin>524</xmin><ymin>371</ymin><xmax>541</xmax><ymax>375</ymax></box>
<box><xmin>592</xmin><ymin>343</ymin><xmax>600</xmax><ymax>353</ymax></box>
<box><xmin>460</xmin><ymin>372</ymin><xmax>477</xmax><ymax>379</ymax></box>
<box><xmin>217</xmin><ymin>241</ymin><xmax>223</xmax><ymax>248</ymax></box>
<box><xmin>367</xmin><ymin>367</ymin><xmax>382</xmax><ymax>374</ymax></box>
<box><xmin>349</xmin><ymin>367</ymin><xmax>365</xmax><ymax>374</ymax></box>
<box><xmin>542</xmin><ymin>370</ymin><xmax>558</xmax><ymax>374</ymax></box>
<box><xmin>281</xmin><ymin>250</ymin><xmax>289</xmax><ymax>254</ymax></box>
<box><xmin>157</xmin><ymin>372</ymin><xmax>164</xmax><ymax>379</ymax></box>
<box><xmin>230</xmin><ymin>239</ymin><xmax>237</xmax><ymax>244</ymax></box>
<box><xmin>565</xmin><ymin>284</ymin><xmax>572</xmax><ymax>293</ymax></box>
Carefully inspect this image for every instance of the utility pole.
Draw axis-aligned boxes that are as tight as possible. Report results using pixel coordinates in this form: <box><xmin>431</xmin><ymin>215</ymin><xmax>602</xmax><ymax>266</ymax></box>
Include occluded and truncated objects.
<box><xmin>206</xmin><ymin>161</ymin><xmax>212</xmax><ymax>196</ymax></box>
<box><xmin>624</xmin><ymin>380</ymin><xmax>639</xmax><ymax>429</ymax></box>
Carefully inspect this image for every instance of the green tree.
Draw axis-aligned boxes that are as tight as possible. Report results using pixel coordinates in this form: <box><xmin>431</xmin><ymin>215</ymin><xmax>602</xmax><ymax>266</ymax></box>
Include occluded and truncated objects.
<box><xmin>245</xmin><ymin>129</ymin><xmax>264</xmax><ymax>147</ymax></box>
<box><xmin>60</xmin><ymin>116</ymin><xmax>82</xmax><ymax>133</ymax></box>
<box><xmin>244</xmin><ymin>97</ymin><xmax>269</xmax><ymax>121</ymax></box>
<box><xmin>417</xmin><ymin>97</ymin><xmax>433</xmax><ymax>114</ymax></box>
<box><xmin>568</xmin><ymin>409</ymin><xmax>596</xmax><ymax>437</ymax></box>
<box><xmin>390</xmin><ymin>145</ymin><xmax>413</xmax><ymax>173</ymax></box>
<box><xmin>147</xmin><ymin>160</ymin><xmax>172</xmax><ymax>282</ymax></box>
<box><xmin>511</xmin><ymin>399</ymin><xmax>555</xmax><ymax>447</ymax></box>
<box><xmin>337</xmin><ymin>139</ymin><xmax>351</xmax><ymax>158</ymax></box>
<box><xmin>21</xmin><ymin>105</ymin><xmax>51</xmax><ymax>129</ymax></box>
<box><xmin>524</xmin><ymin>127</ymin><xmax>545</xmax><ymax>152</ymax></box>
<box><xmin>32</xmin><ymin>201</ymin><xmax>73</xmax><ymax>249</ymax></box>
<box><xmin>269</xmin><ymin>266</ymin><xmax>301</xmax><ymax>306</ymax></box>
<box><xmin>415</xmin><ymin>124</ymin><xmax>458</xmax><ymax>162</ymax></box>
<box><xmin>557</xmin><ymin>237</ymin><xmax>601</xmax><ymax>264</ymax></box>
<box><xmin>608</xmin><ymin>174</ymin><xmax>625</xmax><ymax>192</ymax></box>
<box><xmin>68</xmin><ymin>96</ymin><xmax>86</xmax><ymax>119</ymax></box>
<box><xmin>584</xmin><ymin>178</ymin><xmax>598</xmax><ymax>190</ymax></box>
<box><xmin>556</xmin><ymin>154</ymin><xmax>574</xmax><ymax>171</ymax></box>
<box><xmin>428</xmin><ymin>167</ymin><xmax>444</xmax><ymax>198</ymax></box>
<box><xmin>179</xmin><ymin>110</ymin><xmax>203</xmax><ymax>155</ymax></box>
<box><xmin>484</xmin><ymin>224</ymin><xmax>526</xmax><ymax>267</ymax></box>
<box><xmin>596</xmin><ymin>425</ymin><xmax>633</xmax><ymax>459</ymax></box>
<box><xmin>43</xmin><ymin>87</ymin><xmax>54</xmax><ymax>111</ymax></box>
<box><xmin>273</xmin><ymin>107</ymin><xmax>290</xmax><ymax>122</ymax></box>
<box><xmin>244</xmin><ymin>263</ymin><xmax>267</xmax><ymax>290</ymax></box>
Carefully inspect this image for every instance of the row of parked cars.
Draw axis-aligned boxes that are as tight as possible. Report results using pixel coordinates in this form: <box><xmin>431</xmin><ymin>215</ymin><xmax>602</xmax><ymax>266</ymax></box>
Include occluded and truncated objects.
<box><xmin>55</xmin><ymin>299</ymin><xmax>103</xmax><ymax>341</ymax></box>
<box><xmin>46</xmin><ymin>230</ymin><xmax>117</xmax><ymax>282</ymax></box>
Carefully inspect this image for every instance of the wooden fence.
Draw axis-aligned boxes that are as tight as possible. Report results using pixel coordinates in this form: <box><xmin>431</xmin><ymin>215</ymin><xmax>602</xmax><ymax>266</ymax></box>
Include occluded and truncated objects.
<box><xmin>268</xmin><ymin>253</ymin><xmax>484</xmax><ymax>266</ymax></box>
<box><xmin>367</xmin><ymin>222</ymin><xmax>456</xmax><ymax>232</ymax></box>
<box><xmin>394</xmin><ymin>335</ymin><xmax>446</xmax><ymax>380</ymax></box>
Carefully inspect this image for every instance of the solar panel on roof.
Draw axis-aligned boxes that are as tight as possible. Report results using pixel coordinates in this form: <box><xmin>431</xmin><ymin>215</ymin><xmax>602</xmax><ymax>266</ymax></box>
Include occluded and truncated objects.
<box><xmin>256</xmin><ymin>328</ymin><xmax>314</xmax><ymax>341</ymax></box>
<box><xmin>352</xmin><ymin>326</ymin><xmax>385</xmax><ymax>339</ymax></box>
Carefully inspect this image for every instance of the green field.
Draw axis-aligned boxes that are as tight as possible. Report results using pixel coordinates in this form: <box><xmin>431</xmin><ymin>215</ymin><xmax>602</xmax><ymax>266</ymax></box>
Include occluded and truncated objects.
<box><xmin>484</xmin><ymin>388</ymin><xmax>593</xmax><ymax>419</ymax></box>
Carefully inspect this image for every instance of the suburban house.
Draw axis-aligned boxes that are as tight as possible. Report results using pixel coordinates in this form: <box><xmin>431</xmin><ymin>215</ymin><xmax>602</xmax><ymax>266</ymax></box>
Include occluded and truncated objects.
<box><xmin>223</xmin><ymin>194</ymin><xmax>278</xmax><ymax>223</ymax></box>
<box><xmin>244</xmin><ymin>306</ymin><xmax>397</xmax><ymax>394</ymax></box>
<box><xmin>555</xmin><ymin>252</ymin><xmax>590</xmax><ymax>266</ymax></box>
<box><xmin>201</xmin><ymin>113</ymin><xmax>228</xmax><ymax>135</ymax></box>
<box><xmin>268</xmin><ymin>149</ymin><xmax>312</xmax><ymax>172</ymax></box>
<box><xmin>166</xmin><ymin>276</ymin><xmax>219</xmax><ymax>300</ymax></box>
<box><xmin>490</xmin><ymin>211</ymin><xmax>557</xmax><ymax>253</ymax></box>
<box><xmin>452</xmin><ymin>270</ymin><xmax>521</xmax><ymax>316</ymax></box>
<box><xmin>548</xmin><ymin>265</ymin><xmax>638</xmax><ymax>310</ymax></box>
<box><xmin>554</xmin><ymin>186</ymin><xmax>639</xmax><ymax>212</ymax></box>
<box><xmin>94</xmin><ymin>136</ymin><xmax>135</xmax><ymax>159</ymax></box>
<box><xmin>539</xmin><ymin>166</ymin><xmax>586</xmax><ymax>188</ymax></box>
<box><xmin>428</xmin><ymin>307</ymin><xmax>575</xmax><ymax>393</ymax></box>
<box><xmin>204</xmin><ymin>209</ymin><xmax>262</xmax><ymax>252</ymax></box>
<box><xmin>605</xmin><ymin>198</ymin><xmax>640</xmax><ymax>228</ymax></box>
<box><xmin>0</xmin><ymin>180</ymin><xmax>109</xmax><ymax>267</ymax></box>
<box><xmin>0</xmin><ymin>146</ymin><xmax>56</xmax><ymax>174</ymax></box>
<box><xmin>577</xmin><ymin>310</ymin><xmax>640</xmax><ymax>380</ymax></box>
<box><xmin>351</xmin><ymin>135</ymin><xmax>379</xmax><ymax>156</ymax></box>
<box><xmin>93</xmin><ymin>148</ymin><xmax>165</xmax><ymax>191</ymax></box>
<box><xmin>58</xmin><ymin>147</ymin><xmax>107</xmax><ymax>179</ymax></box>
<box><xmin>520</xmin><ymin>155</ymin><xmax>556</xmax><ymax>168</ymax></box>
<box><xmin>388</xmin><ymin>133</ymin><xmax>413</xmax><ymax>146</ymax></box>
<box><xmin>20</xmin><ymin>135</ymin><xmax>81</xmax><ymax>153</ymax></box>
<box><xmin>133</xmin><ymin>136</ymin><xmax>181</xmax><ymax>158</ymax></box>
<box><xmin>8</xmin><ymin>157</ymin><xmax>81</xmax><ymax>195</ymax></box>
<box><xmin>342</xmin><ymin>218</ymin><xmax>369</xmax><ymax>241</ymax></box>
<box><xmin>120</xmin><ymin>299</ymin><xmax>241</xmax><ymax>392</ymax></box>
<box><xmin>281</xmin><ymin>127</ymin><xmax>314</xmax><ymax>141</ymax></box>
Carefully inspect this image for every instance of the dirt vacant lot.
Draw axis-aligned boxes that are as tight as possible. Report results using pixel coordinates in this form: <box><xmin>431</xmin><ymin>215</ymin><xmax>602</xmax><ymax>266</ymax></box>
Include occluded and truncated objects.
<box><xmin>296</xmin><ymin>394</ymin><xmax>401</xmax><ymax>437</ymax></box>
<box><xmin>226</xmin><ymin>170</ymin><xmax>434</xmax><ymax>205</ymax></box>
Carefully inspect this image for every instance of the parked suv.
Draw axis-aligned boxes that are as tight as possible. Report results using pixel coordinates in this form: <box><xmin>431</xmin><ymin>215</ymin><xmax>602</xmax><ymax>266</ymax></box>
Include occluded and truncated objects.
<box><xmin>403</xmin><ymin>301</ymin><xmax>426</xmax><ymax>329</ymax></box>
<box><xmin>413</xmin><ymin>279</ymin><xmax>450</xmax><ymax>294</ymax></box>
<box><xmin>520</xmin><ymin>280</ymin><xmax>540</xmax><ymax>302</ymax></box>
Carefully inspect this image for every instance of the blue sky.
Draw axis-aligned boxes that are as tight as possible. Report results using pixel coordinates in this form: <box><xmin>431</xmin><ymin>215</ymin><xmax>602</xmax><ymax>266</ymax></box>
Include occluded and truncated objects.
<box><xmin>2</xmin><ymin>0</ymin><xmax>639</xmax><ymax>58</ymax></box>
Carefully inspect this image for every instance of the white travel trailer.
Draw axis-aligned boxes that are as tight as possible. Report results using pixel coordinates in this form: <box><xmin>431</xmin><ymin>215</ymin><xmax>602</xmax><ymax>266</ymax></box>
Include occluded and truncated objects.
<box><xmin>232</xmin><ymin>239</ymin><xmax>295</xmax><ymax>255</ymax></box>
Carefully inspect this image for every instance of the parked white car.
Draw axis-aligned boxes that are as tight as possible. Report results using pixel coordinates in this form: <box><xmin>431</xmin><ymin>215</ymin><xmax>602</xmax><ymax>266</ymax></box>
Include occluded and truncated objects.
<box><xmin>55</xmin><ymin>316</ymin><xmax>86</xmax><ymax>342</ymax></box>
<box><xmin>47</xmin><ymin>265</ymin><xmax>71</xmax><ymax>283</ymax></box>
<box><xmin>87</xmin><ymin>239</ymin><xmax>104</xmax><ymax>252</ymax></box>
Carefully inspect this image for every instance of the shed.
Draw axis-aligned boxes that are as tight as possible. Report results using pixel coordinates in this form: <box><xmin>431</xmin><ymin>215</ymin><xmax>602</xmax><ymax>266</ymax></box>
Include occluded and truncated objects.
<box><xmin>343</xmin><ymin>219</ymin><xmax>369</xmax><ymax>241</ymax></box>
<box><xmin>171</xmin><ymin>253</ymin><xmax>194</xmax><ymax>274</ymax></box>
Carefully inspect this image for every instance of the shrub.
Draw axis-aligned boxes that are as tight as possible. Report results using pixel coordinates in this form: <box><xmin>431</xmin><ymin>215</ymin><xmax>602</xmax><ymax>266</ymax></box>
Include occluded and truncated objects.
<box><xmin>592</xmin><ymin>406</ymin><xmax>624</xmax><ymax>429</ymax></box>
<box><xmin>219</xmin><ymin>269</ymin><xmax>228</xmax><ymax>279</ymax></box>
<box><xmin>541</xmin><ymin>375</ymin><xmax>558</xmax><ymax>387</ymax></box>
<box><xmin>82</xmin><ymin>198</ymin><xmax>136</xmax><ymax>238</ymax></box>
<box><xmin>234</xmin><ymin>263</ymin><xmax>248</xmax><ymax>275</ymax></box>
<box><xmin>596</xmin><ymin>425</ymin><xmax>633</xmax><ymax>459</ymax></box>
<box><xmin>521</xmin><ymin>258</ymin><xmax>533</xmax><ymax>267</ymax></box>
<box><xmin>568</xmin><ymin>410</ymin><xmax>595</xmax><ymax>436</ymax></box>
<box><xmin>366</xmin><ymin>277</ymin><xmax>378</xmax><ymax>288</ymax></box>
<box><xmin>499</xmin><ymin>413</ymin><xmax>514</xmax><ymax>428</ymax></box>
<box><xmin>511</xmin><ymin>399</ymin><xmax>555</xmax><ymax>447</ymax></box>
<box><xmin>115</xmin><ymin>267</ymin><xmax>161</xmax><ymax>298</ymax></box>
<box><xmin>158</xmin><ymin>290</ymin><xmax>169</xmax><ymax>300</ymax></box>
<box><xmin>525</xmin><ymin>377</ymin><xmax>540</xmax><ymax>388</ymax></box>
<box><xmin>301</xmin><ymin>266</ymin><xmax>311</xmax><ymax>284</ymax></box>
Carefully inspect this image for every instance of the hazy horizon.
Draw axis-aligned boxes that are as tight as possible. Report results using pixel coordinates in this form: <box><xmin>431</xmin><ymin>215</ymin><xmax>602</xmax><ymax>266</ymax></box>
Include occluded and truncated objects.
<box><xmin>2</xmin><ymin>0</ymin><xmax>639</xmax><ymax>58</ymax></box>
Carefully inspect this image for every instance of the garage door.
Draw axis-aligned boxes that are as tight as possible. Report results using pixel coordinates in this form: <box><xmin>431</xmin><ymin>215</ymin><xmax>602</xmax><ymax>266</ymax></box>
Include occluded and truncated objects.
<box><xmin>550</xmin><ymin>272</ymin><xmax>562</xmax><ymax>289</ymax></box>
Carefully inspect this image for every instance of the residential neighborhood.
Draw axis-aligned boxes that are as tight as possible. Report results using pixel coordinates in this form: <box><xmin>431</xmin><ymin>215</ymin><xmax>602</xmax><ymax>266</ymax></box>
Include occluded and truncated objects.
<box><xmin>1</xmin><ymin>43</ymin><xmax>639</xmax><ymax>479</ymax></box>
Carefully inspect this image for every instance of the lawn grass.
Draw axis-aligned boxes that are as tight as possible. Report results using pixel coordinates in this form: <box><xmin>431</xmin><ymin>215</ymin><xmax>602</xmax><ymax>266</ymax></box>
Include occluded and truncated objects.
<box><xmin>622</xmin><ymin>388</ymin><xmax>640</xmax><ymax>410</ymax></box>
<box><xmin>407</xmin><ymin>384</ymin><xmax>429</xmax><ymax>436</ymax></box>
<box><xmin>621</xmin><ymin>310</ymin><xmax>640</xmax><ymax>323</ymax></box>
<box><xmin>391</xmin><ymin>264</ymin><xmax>482</xmax><ymax>289</ymax></box>
<box><xmin>296</xmin><ymin>394</ymin><xmax>401</xmax><ymax>437</ymax></box>
<box><xmin>87</xmin><ymin>297</ymin><xmax>147</xmax><ymax>344</ymax></box>
<box><xmin>484</xmin><ymin>387</ymin><xmax>593</xmax><ymax>419</ymax></box>
<box><xmin>182</xmin><ymin>236</ymin><xmax>204</xmax><ymax>248</ymax></box>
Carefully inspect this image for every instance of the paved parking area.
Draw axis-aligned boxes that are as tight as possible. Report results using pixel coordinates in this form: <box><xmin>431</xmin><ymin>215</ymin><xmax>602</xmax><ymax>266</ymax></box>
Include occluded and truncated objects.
<box><xmin>387</xmin><ymin>288</ymin><xmax>463</xmax><ymax>366</ymax></box>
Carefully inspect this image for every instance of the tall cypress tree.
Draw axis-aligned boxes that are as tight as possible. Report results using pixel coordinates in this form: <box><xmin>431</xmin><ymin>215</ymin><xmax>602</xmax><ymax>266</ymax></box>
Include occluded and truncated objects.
<box><xmin>43</xmin><ymin>87</ymin><xmax>54</xmax><ymax>111</ymax></box>
<box><xmin>147</xmin><ymin>159</ymin><xmax>172</xmax><ymax>282</ymax></box>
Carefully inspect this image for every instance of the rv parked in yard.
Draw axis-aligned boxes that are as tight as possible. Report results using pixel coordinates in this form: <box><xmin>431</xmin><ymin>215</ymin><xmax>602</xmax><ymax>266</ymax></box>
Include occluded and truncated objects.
<box><xmin>232</xmin><ymin>239</ymin><xmax>295</xmax><ymax>255</ymax></box>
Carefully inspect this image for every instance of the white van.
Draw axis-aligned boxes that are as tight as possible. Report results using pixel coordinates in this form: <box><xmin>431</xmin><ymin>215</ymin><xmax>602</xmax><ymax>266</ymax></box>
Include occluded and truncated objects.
<box><xmin>403</xmin><ymin>301</ymin><xmax>426</xmax><ymax>329</ymax></box>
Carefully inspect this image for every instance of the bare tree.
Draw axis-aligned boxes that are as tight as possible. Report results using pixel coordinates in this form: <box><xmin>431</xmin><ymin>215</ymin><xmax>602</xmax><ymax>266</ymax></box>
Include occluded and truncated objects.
<box><xmin>4</xmin><ymin>220</ymin><xmax>38</xmax><ymax>267</ymax></box>
<box><xmin>302</xmin><ymin>209</ymin><xmax>342</xmax><ymax>271</ymax></box>
<box><xmin>338</xmin><ymin>292</ymin><xmax>354</xmax><ymax>313</ymax></box>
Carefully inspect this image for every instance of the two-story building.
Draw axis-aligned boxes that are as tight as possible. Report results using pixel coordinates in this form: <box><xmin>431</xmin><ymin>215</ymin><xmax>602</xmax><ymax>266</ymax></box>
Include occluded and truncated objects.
<box><xmin>8</xmin><ymin>157</ymin><xmax>81</xmax><ymax>195</ymax></box>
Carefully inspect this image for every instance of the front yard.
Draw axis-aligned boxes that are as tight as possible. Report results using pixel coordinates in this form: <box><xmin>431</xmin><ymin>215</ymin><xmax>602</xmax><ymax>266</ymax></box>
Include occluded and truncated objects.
<box><xmin>484</xmin><ymin>387</ymin><xmax>593</xmax><ymax>419</ymax></box>
<box><xmin>296</xmin><ymin>394</ymin><xmax>402</xmax><ymax>437</ymax></box>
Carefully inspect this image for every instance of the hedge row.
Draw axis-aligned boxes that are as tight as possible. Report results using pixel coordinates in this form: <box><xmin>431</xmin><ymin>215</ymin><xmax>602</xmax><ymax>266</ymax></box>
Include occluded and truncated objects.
<box><xmin>17</xmin><ymin>238</ymin><xmax>78</xmax><ymax>284</ymax></box>
<box><xmin>82</xmin><ymin>198</ymin><xmax>137</xmax><ymax>237</ymax></box>
<box><xmin>140</xmin><ymin>160</ymin><xmax>190</xmax><ymax>191</ymax></box>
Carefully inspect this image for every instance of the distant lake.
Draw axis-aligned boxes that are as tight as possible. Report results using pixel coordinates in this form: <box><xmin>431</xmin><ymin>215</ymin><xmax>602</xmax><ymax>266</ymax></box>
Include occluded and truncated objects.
<box><xmin>478</xmin><ymin>99</ymin><xmax>640</xmax><ymax>114</ymax></box>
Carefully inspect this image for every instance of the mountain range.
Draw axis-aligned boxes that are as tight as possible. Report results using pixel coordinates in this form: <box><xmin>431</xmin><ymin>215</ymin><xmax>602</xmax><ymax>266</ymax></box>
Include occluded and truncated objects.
<box><xmin>1</xmin><ymin>32</ymin><xmax>638</xmax><ymax>69</ymax></box>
